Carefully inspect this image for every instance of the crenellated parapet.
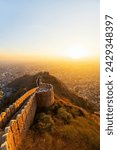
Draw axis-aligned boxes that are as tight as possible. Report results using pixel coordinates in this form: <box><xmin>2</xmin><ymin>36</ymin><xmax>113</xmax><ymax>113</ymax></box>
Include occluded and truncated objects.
<box><xmin>0</xmin><ymin>93</ymin><xmax>37</xmax><ymax>150</ymax></box>
<box><xmin>0</xmin><ymin>88</ymin><xmax>37</xmax><ymax>129</ymax></box>
<box><xmin>0</xmin><ymin>82</ymin><xmax>55</xmax><ymax>150</ymax></box>
<box><xmin>0</xmin><ymin>88</ymin><xmax>38</xmax><ymax>150</ymax></box>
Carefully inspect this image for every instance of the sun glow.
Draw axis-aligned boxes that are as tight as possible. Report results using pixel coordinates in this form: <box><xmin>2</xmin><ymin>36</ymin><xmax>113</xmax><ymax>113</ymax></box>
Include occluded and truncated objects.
<box><xmin>67</xmin><ymin>47</ymin><xmax>89</xmax><ymax>59</ymax></box>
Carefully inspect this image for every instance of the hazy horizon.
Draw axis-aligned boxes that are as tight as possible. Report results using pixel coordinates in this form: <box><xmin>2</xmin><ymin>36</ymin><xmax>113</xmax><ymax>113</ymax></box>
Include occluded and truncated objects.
<box><xmin>0</xmin><ymin>0</ymin><xmax>99</xmax><ymax>62</ymax></box>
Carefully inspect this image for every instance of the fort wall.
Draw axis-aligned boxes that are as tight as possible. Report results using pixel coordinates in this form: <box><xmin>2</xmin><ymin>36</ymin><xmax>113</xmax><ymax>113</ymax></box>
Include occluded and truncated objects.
<box><xmin>0</xmin><ymin>88</ymin><xmax>37</xmax><ymax>129</ymax></box>
<box><xmin>0</xmin><ymin>82</ymin><xmax>54</xmax><ymax>150</ymax></box>
<box><xmin>36</xmin><ymin>83</ymin><xmax>54</xmax><ymax>107</ymax></box>
<box><xmin>0</xmin><ymin>93</ymin><xmax>37</xmax><ymax>150</ymax></box>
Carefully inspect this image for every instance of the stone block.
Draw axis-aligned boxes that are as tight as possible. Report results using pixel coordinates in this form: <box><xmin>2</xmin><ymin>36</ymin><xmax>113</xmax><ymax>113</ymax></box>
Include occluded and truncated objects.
<box><xmin>9</xmin><ymin>105</ymin><xmax>15</xmax><ymax>115</ymax></box>
<box><xmin>4</xmin><ymin>127</ymin><xmax>15</xmax><ymax>150</ymax></box>
<box><xmin>1</xmin><ymin>133</ymin><xmax>8</xmax><ymax>145</ymax></box>
<box><xmin>0</xmin><ymin>141</ymin><xmax>9</xmax><ymax>150</ymax></box>
<box><xmin>16</xmin><ymin>115</ymin><xmax>24</xmax><ymax>134</ymax></box>
<box><xmin>1</xmin><ymin>112</ymin><xmax>7</xmax><ymax>127</ymax></box>
<box><xmin>10</xmin><ymin>120</ymin><xmax>20</xmax><ymax>146</ymax></box>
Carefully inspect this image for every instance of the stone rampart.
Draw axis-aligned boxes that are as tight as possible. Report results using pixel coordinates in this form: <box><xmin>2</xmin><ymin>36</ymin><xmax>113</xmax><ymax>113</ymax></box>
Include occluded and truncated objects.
<box><xmin>36</xmin><ymin>83</ymin><xmax>54</xmax><ymax>107</ymax></box>
<box><xmin>0</xmin><ymin>88</ymin><xmax>37</xmax><ymax>129</ymax></box>
<box><xmin>0</xmin><ymin>83</ymin><xmax>55</xmax><ymax>150</ymax></box>
<box><xmin>0</xmin><ymin>93</ymin><xmax>37</xmax><ymax>150</ymax></box>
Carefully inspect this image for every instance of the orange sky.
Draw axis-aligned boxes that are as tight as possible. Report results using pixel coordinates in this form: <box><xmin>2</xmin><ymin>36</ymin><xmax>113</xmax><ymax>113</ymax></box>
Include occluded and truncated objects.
<box><xmin>0</xmin><ymin>1</ymin><xmax>99</xmax><ymax>63</ymax></box>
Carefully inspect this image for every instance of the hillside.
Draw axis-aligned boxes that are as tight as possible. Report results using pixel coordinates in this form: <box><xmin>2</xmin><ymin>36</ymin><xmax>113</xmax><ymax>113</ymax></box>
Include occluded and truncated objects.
<box><xmin>7</xmin><ymin>72</ymin><xmax>96</xmax><ymax>113</ymax></box>
<box><xmin>19</xmin><ymin>92</ymin><xmax>100</xmax><ymax>150</ymax></box>
<box><xmin>2</xmin><ymin>72</ymin><xmax>99</xmax><ymax>150</ymax></box>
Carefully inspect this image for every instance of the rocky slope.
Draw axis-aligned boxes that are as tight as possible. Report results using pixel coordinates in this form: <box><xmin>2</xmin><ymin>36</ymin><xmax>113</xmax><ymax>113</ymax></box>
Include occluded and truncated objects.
<box><xmin>2</xmin><ymin>72</ymin><xmax>99</xmax><ymax>150</ymax></box>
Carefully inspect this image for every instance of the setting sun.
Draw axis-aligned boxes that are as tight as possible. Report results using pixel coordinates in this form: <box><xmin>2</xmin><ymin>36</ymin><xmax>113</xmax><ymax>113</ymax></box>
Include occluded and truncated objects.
<box><xmin>67</xmin><ymin>47</ymin><xmax>89</xmax><ymax>59</ymax></box>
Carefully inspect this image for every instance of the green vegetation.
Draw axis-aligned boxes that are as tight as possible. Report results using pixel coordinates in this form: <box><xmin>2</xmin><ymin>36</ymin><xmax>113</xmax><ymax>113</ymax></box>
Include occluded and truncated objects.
<box><xmin>57</xmin><ymin>107</ymin><xmax>73</xmax><ymax>124</ymax></box>
<box><xmin>19</xmin><ymin>100</ymin><xmax>100</xmax><ymax>150</ymax></box>
<box><xmin>34</xmin><ymin>113</ymin><xmax>55</xmax><ymax>133</ymax></box>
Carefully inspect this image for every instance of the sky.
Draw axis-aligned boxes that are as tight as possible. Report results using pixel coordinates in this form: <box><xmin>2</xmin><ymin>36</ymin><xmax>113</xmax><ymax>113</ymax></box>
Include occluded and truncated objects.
<box><xmin>0</xmin><ymin>0</ymin><xmax>99</xmax><ymax>62</ymax></box>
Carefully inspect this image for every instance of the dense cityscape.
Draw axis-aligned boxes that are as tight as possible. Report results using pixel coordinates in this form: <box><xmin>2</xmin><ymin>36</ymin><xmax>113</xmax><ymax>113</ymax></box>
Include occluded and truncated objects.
<box><xmin>0</xmin><ymin>62</ymin><xmax>100</xmax><ymax>111</ymax></box>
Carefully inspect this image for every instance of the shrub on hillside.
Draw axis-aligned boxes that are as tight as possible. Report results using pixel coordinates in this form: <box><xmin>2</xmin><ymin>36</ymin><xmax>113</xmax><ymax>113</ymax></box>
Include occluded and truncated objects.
<box><xmin>36</xmin><ymin>113</ymin><xmax>55</xmax><ymax>133</ymax></box>
<box><xmin>67</xmin><ymin>107</ymin><xmax>85</xmax><ymax>118</ymax></box>
<box><xmin>57</xmin><ymin>107</ymin><xmax>73</xmax><ymax>124</ymax></box>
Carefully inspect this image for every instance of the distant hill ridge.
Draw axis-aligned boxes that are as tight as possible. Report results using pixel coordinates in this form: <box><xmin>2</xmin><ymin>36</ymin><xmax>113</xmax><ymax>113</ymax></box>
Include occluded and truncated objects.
<box><xmin>7</xmin><ymin>72</ymin><xmax>95</xmax><ymax>113</ymax></box>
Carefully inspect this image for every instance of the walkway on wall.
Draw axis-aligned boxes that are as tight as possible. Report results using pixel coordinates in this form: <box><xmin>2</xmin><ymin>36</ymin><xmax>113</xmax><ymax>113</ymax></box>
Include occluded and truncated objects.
<box><xmin>0</xmin><ymin>87</ymin><xmax>38</xmax><ymax>150</ymax></box>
